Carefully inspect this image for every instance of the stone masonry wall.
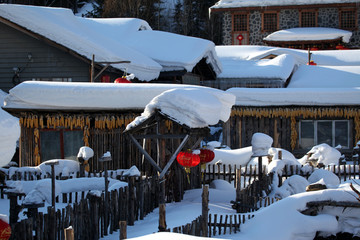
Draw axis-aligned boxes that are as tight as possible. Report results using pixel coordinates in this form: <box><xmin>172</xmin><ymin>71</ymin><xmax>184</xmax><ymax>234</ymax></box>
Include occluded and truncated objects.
<box><xmin>221</xmin><ymin>6</ymin><xmax>360</xmax><ymax>48</ymax></box>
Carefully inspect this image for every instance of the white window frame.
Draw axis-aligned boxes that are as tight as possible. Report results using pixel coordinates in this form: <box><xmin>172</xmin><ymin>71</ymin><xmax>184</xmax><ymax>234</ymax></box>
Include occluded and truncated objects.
<box><xmin>299</xmin><ymin>120</ymin><xmax>349</xmax><ymax>149</ymax></box>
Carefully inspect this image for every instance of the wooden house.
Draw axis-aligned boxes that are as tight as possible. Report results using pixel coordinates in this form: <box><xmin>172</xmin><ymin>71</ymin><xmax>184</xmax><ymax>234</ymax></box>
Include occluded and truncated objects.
<box><xmin>2</xmin><ymin>81</ymin><xmax>219</xmax><ymax>174</ymax></box>
<box><xmin>223</xmin><ymin>88</ymin><xmax>360</xmax><ymax>158</ymax></box>
<box><xmin>210</xmin><ymin>0</ymin><xmax>360</xmax><ymax>48</ymax></box>
<box><xmin>0</xmin><ymin>4</ymin><xmax>221</xmax><ymax>92</ymax></box>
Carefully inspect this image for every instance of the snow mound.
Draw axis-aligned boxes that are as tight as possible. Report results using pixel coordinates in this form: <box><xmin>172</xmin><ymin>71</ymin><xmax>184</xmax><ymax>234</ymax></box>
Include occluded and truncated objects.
<box><xmin>77</xmin><ymin>146</ymin><xmax>94</xmax><ymax>161</ymax></box>
<box><xmin>23</xmin><ymin>179</ymin><xmax>61</xmax><ymax>204</ymax></box>
<box><xmin>273</xmin><ymin>175</ymin><xmax>309</xmax><ymax>199</ymax></box>
<box><xmin>0</xmin><ymin>90</ymin><xmax>20</xmax><ymax>167</ymax></box>
<box><xmin>209</xmin><ymin>179</ymin><xmax>234</xmax><ymax>191</ymax></box>
<box><xmin>38</xmin><ymin>159</ymin><xmax>80</xmax><ymax>176</ymax></box>
<box><xmin>251</xmin><ymin>133</ymin><xmax>273</xmax><ymax>156</ymax></box>
<box><xmin>308</xmin><ymin>169</ymin><xmax>340</xmax><ymax>188</ymax></box>
<box><xmin>306</xmin><ymin>144</ymin><xmax>341</xmax><ymax>166</ymax></box>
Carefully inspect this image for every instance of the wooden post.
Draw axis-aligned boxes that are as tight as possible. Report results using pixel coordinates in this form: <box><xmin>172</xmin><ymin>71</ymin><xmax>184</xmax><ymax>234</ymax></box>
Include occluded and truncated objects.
<box><xmin>158</xmin><ymin>204</ymin><xmax>167</xmax><ymax>232</ymax></box>
<box><xmin>91</xmin><ymin>54</ymin><xmax>95</xmax><ymax>82</ymax></box>
<box><xmin>278</xmin><ymin>150</ymin><xmax>282</xmax><ymax>160</ymax></box>
<box><xmin>119</xmin><ymin>221</ymin><xmax>127</xmax><ymax>240</ymax></box>
<box><xmin>235</xmin><ymin>168</ymin><xmax>241</xmax><ymax>204</ymax></box>
<box><xmin>258</xmin><ymin>156</ymin><xmax>263</xmax><ymax>181</ymax></box>
<box><xmin>201</xmin><ymin>185</ymin><xmax>209</xmax><ymax>237</ymax></box>
<box><xmin>45</xmin><ymin>160</ymin><xmax>59</xmax><ymax>208</ymax></box>
<box><xmin>64</xmin><ymin>226</ymin><xmax>74</xmax><ymax>240</ymax></box>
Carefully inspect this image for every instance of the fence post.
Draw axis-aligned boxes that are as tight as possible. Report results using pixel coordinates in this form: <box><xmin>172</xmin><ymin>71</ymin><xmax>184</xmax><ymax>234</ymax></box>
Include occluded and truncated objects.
<box><xmin>201</xmin><ymin>185</ymin><xmax>209</xmax><ymax>237</ymax></box>
<box><xmin>158</xmin><ymin>204</ymin><xmax>167</xmax><ymax>232</ymax></box>
<box><xmin>64</xmin><ymin>226</ymin><xmax>74</xmax><ymax>240</ymax></box>
<box><xmin>119</xmin><ymin>221</ymin><xmax>127</xmax><ymax>240</ymax></box>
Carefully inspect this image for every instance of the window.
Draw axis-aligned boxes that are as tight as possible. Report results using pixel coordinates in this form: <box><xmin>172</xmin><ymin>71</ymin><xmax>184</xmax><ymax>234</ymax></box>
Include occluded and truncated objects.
<box><xmin>262</xmin><ymin>12</ymin><xmax>278</xmax><ymax>32</ymax></box>
<box><xmin>340</xmin><ymin>10</ymin><xmax>356</xmax><ymax>29</ymax></box>
<box><xmin>233</xmin><ymin>13</ymin><xmax>248</xmax><ymax>32</ymax></box>
<box><xmin>40</xmin><ymin>129</ymin><xmax>84</xmax><ymax>161</ymax></box>
<box><xmin>32</xmin><ymin>78</ymin><xmax>72</xmax><ymax>82</ymax></box>
<box><xmin>300</xmin><ymin>11</ymin><xmax>317</xmax><ymax>27</ymax></box>
<box><xmin>299</xmin><ymin>120</ymin><xmax>349</xmax><ymax>149</ymax></box>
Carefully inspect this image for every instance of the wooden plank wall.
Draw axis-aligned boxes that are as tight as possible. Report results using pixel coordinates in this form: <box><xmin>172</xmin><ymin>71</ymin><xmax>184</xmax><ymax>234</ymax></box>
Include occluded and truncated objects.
<box><xmin>227</xmin><ymin>114</ymin><xmax>292</xmax><ymax>150</ymax></box>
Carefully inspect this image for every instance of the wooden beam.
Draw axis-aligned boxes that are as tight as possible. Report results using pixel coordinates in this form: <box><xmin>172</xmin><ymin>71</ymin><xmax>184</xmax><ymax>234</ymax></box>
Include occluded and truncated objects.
<box><xmin>133</xmin><ymin>134</ymin><xmax>188</xmax><ymax>139</ymax></box>
<box><xmin>128</xmin><ymin>133</ymin><xmax>162</xmax><ymax>172</ymax></box>
<box><xmin>159</xmin><ymin>134</ymin><xmax>190</xmax><ymax>179</ymax></box>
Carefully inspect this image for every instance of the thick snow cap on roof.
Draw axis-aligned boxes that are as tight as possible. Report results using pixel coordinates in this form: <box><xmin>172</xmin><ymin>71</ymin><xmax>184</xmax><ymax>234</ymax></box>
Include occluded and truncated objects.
<box><xmin>216</xmin><ymin>45</ymin><xmax>360</xmax><ymax>66</ymax></box>
<box><xmin>3</xmin><ymin>81</ymin><xmax>231</xmax><ymax>111</ymax></box>
<box><xmin>216</xmin><ymin>52</ymin><xmax>295</xmax><ymax>80</ymax></box>
<box><xmin>211</xmin><ymin>0</ymin><xmax>359</xmax><ymax>9</ymax></box>
<box><xmin>227</xmin><ymin>88</ymin><xmax>360</xmax><ymax>106</ymax></box>
<box><xmin>126</xmin><ymin>87</ymin><xmax>236</xmax><ymax>129</ymax></box>
<box><xmin>264</xmin><ymin>27</ymin><xmax>352</xmax><ymax>43</ymax></box>
<box><xmin>288</xmin><ymin>65</ymin><xmax>360</xmax><ymax>88</ymax></box>
<box><xmin>0</xmin><ymin>4</ymin><xmax>221</xmax><ymax>80</ymax></box>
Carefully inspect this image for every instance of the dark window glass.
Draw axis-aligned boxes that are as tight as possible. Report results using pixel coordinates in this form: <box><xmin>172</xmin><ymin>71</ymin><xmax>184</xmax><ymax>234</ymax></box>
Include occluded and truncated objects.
<box><xmin>40</xmin><ymin>131</ymin><xmax>61</xmax><ymax>161</ymax></box>
<box><xmin>64</xmin><ymin>131</ymin><xmax>84</xmax><ymax>160</ymax></box>
<box><xmin>301</xmin><ymin>12</ymin><xmax>316</xmax><ymax>27</ymax></box>
<box><xmin>300</xmin><ymin>121</ymin><xmax>314</xmax><ymax>149</ymax></box>
<box><xmin>335</xmin><ymin>121</ymin><xmax>348</xmax><ymax>147</ymax></box>
<box><xmin>317</xmin><ymin>121</ymin><xmax>332</xmax><ymax>146</ymax></box>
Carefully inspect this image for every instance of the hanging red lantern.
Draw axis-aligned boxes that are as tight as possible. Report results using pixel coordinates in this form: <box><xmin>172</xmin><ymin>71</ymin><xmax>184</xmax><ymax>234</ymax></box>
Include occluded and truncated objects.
<box><xmin>177</xmin><ymin>151</ymin><xmax>200</xmax><ymax>168</ymax></box>
<box><xmin>0</xmin><ymin>218</ymin><xmax>11</xmax><ymax>240</ymax></box>
<box><xmin>336</xmin><ymin>44</ymin><xmax>344</xmax><ymax>50</ymax></box>
<box><xmin>307</xmin><ymin>60</ymin><xmax>317</xmax><ymax>66</ymax></box>
<box><xmin>199</xmin><ymin>148</ymin><xmax>215</xmax><ymax>164</ymax></box>
<box><xmin>114</xmin><ymin>77</ymin><xmax>131</xmax><ymax>83</ymax></box>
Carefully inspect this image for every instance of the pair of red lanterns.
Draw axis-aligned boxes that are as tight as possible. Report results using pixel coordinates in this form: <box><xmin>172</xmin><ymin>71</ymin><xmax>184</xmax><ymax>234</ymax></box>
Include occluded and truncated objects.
<box><xmin>176</xmin><ymin>148</ymin><xmax>215</xmax><ymax>169</ymax></box>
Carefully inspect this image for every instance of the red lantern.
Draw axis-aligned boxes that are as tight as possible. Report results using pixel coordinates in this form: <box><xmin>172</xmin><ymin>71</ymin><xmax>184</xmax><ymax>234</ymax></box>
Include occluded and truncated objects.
<box><xmin>177</xmin><ymin>151</ymin><xmax>200</xmax><ymax>168</ymax></box>
<box><xmin>114</xmin><ymin>77</ymin><xmax>131</xmax><ymax>83</ymax></box>
<box><xmin>0</xmin><ymin>218</ymin><xmax>11</xmax><ymax>240</ymax></box>
<box><xmin>199</xmin><ymin>149</ymin><xmax>215</xmax><ymax>164</ymax></box>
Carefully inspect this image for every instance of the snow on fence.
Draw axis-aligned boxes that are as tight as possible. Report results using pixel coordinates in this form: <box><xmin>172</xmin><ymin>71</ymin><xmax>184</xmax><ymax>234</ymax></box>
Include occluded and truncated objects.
<box><xmin>8</xmin><ymin>176</ymin><xmax>162</xmax><ymax>240</ymax></box>
<box><xmin>202</xmin><ymin>162</ymin><xmax>360</xmax><ymax>188</ymax></box>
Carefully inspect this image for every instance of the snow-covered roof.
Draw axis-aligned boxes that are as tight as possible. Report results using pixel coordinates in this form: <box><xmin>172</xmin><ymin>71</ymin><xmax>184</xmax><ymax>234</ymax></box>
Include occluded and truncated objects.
<box><xmin>264</xmin><ymin>28</ymin><xmax>352</xmax><ymax>43</ymax></box>
<box><xmin>216</xmin><ymin>51</ymin><xmax>295</xmax><ymax>80</ymax></box>
<box><xmin>211</xmin><ymin>0</ymin><xmax>358</xmax><ymax>9</ymax></box>
<box><xmin>226</xmin><ymin>88</ymin><xmax>360</xmax><ymax>106</ymax></box>
<box><xmin>216</xmin><ymin>45</ymin><xmax>360</xmax><ymax>66</ymax></box>
<box><xmin>3</xmin><ymin>81</ymin><xmax>230</xmax><ymax>111</ymax></box>
<box><xmin>288</xmin><ymin>65</ymin><xmax>360</xmax><ymax>88</ymax></box>
<box><xmin>0</xmin><ymin>4</ymin><xmax>221</xmax><ymax>81</ymax></box>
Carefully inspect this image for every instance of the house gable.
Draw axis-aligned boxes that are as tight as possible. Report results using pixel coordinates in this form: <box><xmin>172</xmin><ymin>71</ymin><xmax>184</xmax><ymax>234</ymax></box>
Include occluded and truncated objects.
<box><xmin>0</xmin><ymin>20</ymin><xmax>93</xmax><ymax>92</ymax></box>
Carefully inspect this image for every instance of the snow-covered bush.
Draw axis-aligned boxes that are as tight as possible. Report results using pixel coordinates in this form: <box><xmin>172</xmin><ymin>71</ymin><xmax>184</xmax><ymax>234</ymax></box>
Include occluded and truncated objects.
<box><xmin>299</xmin><ymin>143</ymin><xmax>341</xmax><ymax>166</ymax></box>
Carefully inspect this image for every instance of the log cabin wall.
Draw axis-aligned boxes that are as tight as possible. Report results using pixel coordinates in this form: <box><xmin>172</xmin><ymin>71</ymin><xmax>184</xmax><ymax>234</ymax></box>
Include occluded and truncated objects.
<box><xmin>225</xmin><ymin>106</ymin><xmax>360</xmax><ymax>157</ymax></box>
<box><xmin>18</xmin><ymin>111</ymin><xmax>200</xmax><ymax>178</ymax></box>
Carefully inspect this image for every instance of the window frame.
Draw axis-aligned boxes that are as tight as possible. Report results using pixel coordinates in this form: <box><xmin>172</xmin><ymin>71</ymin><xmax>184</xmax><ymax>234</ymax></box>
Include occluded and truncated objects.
<box><xmin>262</xmin><ymin>11</ymin><xmax>279</xmax><ymax>32</ymax></box>
<box><xmin>299</xmin><ymin>10</ymin><xmax>318</xmax><ymax>28</ymax></box>
<box><xmin>231</xmin><ymin>12</ymin><xmax>249</xmax><ymax>45</ymax></box>
<box><xmin>339</xmin><ymin>8</ymin><xmax>357</xmax><ymax>30</ymax></box>
<box><xmin>39</xmin><ymin>128</ymin><xmax>84</xmax><ymax>162</ymax></box>
<box><xmin>299</xmin><ymin>120</ymin><xmax>350</xmax><ymax>149</ymax></box>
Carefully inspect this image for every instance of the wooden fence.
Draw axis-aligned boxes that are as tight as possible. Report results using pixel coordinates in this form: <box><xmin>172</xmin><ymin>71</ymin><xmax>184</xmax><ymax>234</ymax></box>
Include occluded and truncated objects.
<box><xmin>9</xmin><ymin>176</ymin><xmax>162</xmax><ymax>240</ymax></box>
<box><xmin>172</xmin><ymin>213</ymin><xmax>255</xmax><ymax>237</ymax></box>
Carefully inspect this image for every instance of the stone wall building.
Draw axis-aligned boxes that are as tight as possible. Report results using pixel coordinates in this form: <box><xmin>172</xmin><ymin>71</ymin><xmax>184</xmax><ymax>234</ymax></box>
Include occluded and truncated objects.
<box><xmin>210</xmin><ymin>0</ymin><xmax>360</xmax><ymax>48</ymax></box>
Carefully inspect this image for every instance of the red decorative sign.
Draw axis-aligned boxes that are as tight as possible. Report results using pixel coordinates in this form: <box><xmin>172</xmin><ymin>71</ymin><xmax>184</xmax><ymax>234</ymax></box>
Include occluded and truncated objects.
<box><xmin>0</xmin><ymin>219</ymin><xmax>11</xmax><ymax>240</ymax></box>
<box><xmin>236</xmin><ymin>34</ymin><xmax>244</xmax><ymax>45</ymax></box>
